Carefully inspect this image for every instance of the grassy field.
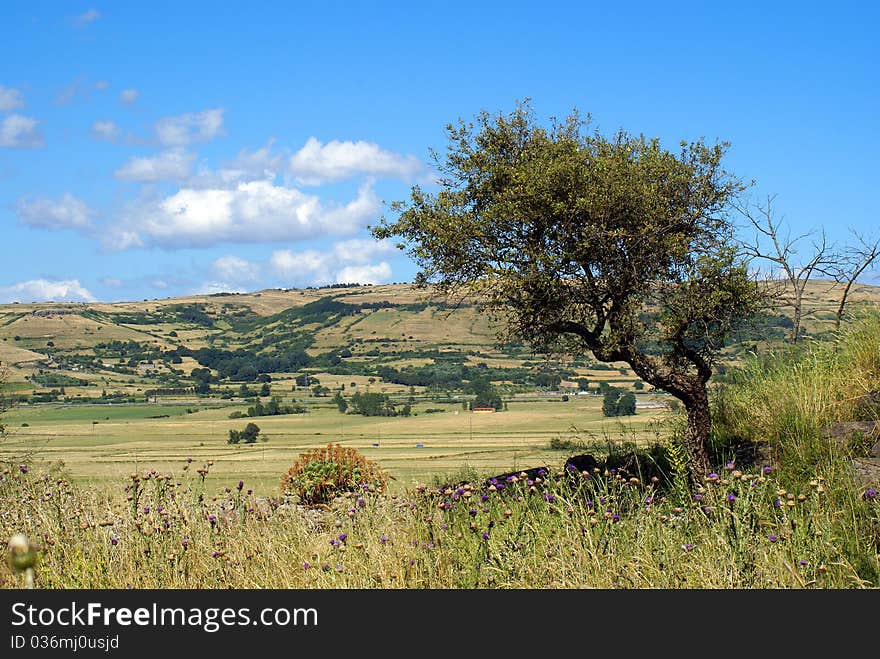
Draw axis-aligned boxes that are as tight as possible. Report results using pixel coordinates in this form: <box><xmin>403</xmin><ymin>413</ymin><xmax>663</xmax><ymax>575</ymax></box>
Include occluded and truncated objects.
<box><xmin>0</xmin><ymin>394</ymin><xmax>671</xmax><ymax>492</ymax></box>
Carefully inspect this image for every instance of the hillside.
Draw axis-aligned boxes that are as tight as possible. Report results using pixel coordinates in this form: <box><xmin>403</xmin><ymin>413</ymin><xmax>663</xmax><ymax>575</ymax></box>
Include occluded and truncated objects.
<box><xmin>1</xmin><ymin>280</ymin><xmax>879</xmax><ymax>401</ymax></box>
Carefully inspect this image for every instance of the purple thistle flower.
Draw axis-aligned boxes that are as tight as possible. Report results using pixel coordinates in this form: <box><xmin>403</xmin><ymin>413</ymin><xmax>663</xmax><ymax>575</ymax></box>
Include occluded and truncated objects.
<box><xmin>481</xmin><ymin>532</ymin><xmax>490</xmax><ymax>540</ymax></box>
<box><xmin>526</xmin><ymin>479</ymin><xmax>534</xmax><ymax>486</ymax></box>
<box><xmin>357</xmin><ymin>497</ymin><xmax>366</xmax><ymax>507</ymax></box>
<box><xmin>361</xmin><ymin>484</ymin><xmax>370</xmax><ymax>490</ymax></box>
<box><xmin>329</xmin><ymin>539</ymin><xmax>339</xmax><ymax>547</ymax></box>
<box><xmin>480</xmin><ymin>494</ymin><xmax>489</xmax><ymax>502</ymax></box>
<box><xmin>441</xmin><ymin>523</ymin><xmax>448</xmax><ymax>531</ymax></box>
<box><xmin>726</xmin><ymin>493</ymin><xmax>736</xmax><ymax>503</ymax></box>
<box><xmin>237</xmin><ymin>480</ymin><xmax>244</xmax><ymax>491</ymax></box>
<box><xmin>703</xmin><ymin>506</ymin><xmax>712</xmax><ymax>514</ymax></box>
<box><xmin>694</xmin><ymin>493</ymin><xmax>703</xmax><ymax>501</ymax></box>
<box><xmin>506</xmin><ymin>475</ymin><xmax>515</xmax><ymax>482</ymax></box>
<box><xmin>186</xmin><ymin>457</ymin><xmax>193</xmax><ymax>463</ymax></box>
<box><xmin>798</xmin><ymin>559</ymin><xmax>807</xmax><ymax>567</ymax></box>
<box><xmin>468</xmin><ymin>508</ymin><xmax>477</xmax><ymax>517</ymax></box>
<box><xmin>543</xmin><ymin>493</ymin><xmax>555</xmax><ymax>503</ymax></box>
<box><xmin>208</xmin><ymin>514</ymin><xmax>217</xmax><ymax>525</ymax></box>
<box><xmin>707</xmin><ymin>472</ymin><xmax>719</xmax><ymax>482</ymax></box>
<box><xmin>303</xmin><ymin>562</ymin><xmax>311</xmax><ymax>570</ymax></box>
<box><xmin>611</xmin><ymin>513</ymin><xmax>620</xmax><ymax>523</ymax></box>
<box><xmin>489</xmin><ymin>478</ymin><xmax>498</xmax><ymax>485</ymax></box>
<box><xmin>428</xmin><ymin>541</ymin><xmax>435</xmax><ymax>549</ymax></box>
<box><xmin>181</xmin><ymin>538</ymin><xmax>189</xmax><ymax>548</ymax></box>
<box><xmin>143</xmin><ymin>506</ymin><xmax>150</xmax><ymax>514</ymax></box>
<box><xmin>644</xmin><ymin>496</ymin><xmax>653</xmax><ymax>505</ymax></box>
<box><xmin>110</xmin><ymin>537</ymin><xmax>118</xmax><ymax>546</ymax></box>
<box><xmin>684</xmin><ymin>543</ymin><xmax>695</xmax><ymax>551</ymax></box>
<box><xmin>336</xmin><ymin>564</ymin><xmax>343</xmax><ymax>572</ymax></box>
<box><xmin>379</xmin><ymin>534</ymin><xmax>388</xmax><ymax>544</ymax></box>
<box><xmin>482</xmin><ymin>506</ymin><xmax>490</xmax><ymax>513</ymax></box>
<box><xmin>211</xmin><ymin>551</ymin><xmax>220</xmax><ymax>558</ymax></box>
<box><xmin>865</xmin><ymin>488</ymin><xmax>877</xmax><ymax>500</ymax></box>
<box><xmin>19</xmin><ymin>464</ymin><xmax>28</xmax><ymax>474</ymax></box>
<box><xmin>724</xmin><ymin>461</ymin><xmax>735</xmax><ymax>471</ymax></box>
<box><xmin>599</xmin><ymin>497</ymin><xmax>606</xmax><ymax>505</ymax></box>
<box><xmin>537</xmin><ymin>469</ymin><xmax>547</xmax><ymax>476</ymax></box>
<box><xmin>338</xmin><ymin>533</ymin><xmax>347</xmax><ymax>543</ymax></box>
<box><xmin>496</xmin><ymin>483</ymin><xmax>505</xmax><ymax>491</ymax></box>
<box><xmin>768</xmin><ymin>534</ymin><xmax>778</xmax><ymax>543</ymax></box>
<box><xmin>247</xmin><ymin>489</ymin><xmax>253</xmax><ymax>495</ymax></box>
<box><xmin>762</xmin><ymin>466</ymin><xmax>772</xmax><ymax>475</ymax></box>
<box><xmin>773</xmin><ymin>498</ymin><xmax>782</xmax><ymax>508</ymax></box>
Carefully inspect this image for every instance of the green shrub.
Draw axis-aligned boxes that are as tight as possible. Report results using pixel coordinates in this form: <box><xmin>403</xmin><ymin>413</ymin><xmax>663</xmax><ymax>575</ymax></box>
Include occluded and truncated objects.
<box><xmin>280</xmin><ymin>443</ymin><xmax>389</xmax><ymax>504</ymax></box>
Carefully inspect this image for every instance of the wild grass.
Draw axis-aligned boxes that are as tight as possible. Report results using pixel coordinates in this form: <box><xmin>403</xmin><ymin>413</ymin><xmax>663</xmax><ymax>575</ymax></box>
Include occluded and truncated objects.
<box><xmin>1</xmin><ymin>311</ymin><xmax>878</xmax><ymax>589</ymax></box>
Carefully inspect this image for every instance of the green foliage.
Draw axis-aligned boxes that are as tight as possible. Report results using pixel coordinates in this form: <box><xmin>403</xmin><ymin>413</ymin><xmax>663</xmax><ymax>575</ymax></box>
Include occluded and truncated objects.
<box><xmin>280</xmin><ymin>443</ymin><xmax>389</xmax><ymax>504</ymax></box>
<box><xmin>228</xmin><ymin>422</ymin><xmax>261</xmax><ymax>445</ymax></box>
<box><xmin>333</xmin><ymin>391</ymin><xmax>348</xmax><ymax>413</ymax></box>
<box><xmin>349</xmin><ymin>392</ymin><xmax>398</xmax><ymax>417</ymax></box>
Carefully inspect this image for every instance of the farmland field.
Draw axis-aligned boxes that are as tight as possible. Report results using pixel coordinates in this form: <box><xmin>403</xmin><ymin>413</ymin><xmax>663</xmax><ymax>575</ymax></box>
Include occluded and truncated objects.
<box><xmin>0</xmin><ymin>394</ymin><xmax>672</xmax><ymax>492</ymax></box>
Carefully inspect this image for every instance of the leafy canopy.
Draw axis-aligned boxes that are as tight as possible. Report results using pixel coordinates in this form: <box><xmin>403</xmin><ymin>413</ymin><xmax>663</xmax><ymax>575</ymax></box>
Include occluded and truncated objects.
<box><xmin>374</xmin><ymin>102</ymin><xmax>761</xmax><ymax>397</ymax></box>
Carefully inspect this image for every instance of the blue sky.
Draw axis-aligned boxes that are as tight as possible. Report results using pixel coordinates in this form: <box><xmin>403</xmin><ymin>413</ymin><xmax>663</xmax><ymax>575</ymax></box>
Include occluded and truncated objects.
<box><xmin>1</xmin><ymin>1</ymin><xmax>877</xmax><ymax>303</ymax></box>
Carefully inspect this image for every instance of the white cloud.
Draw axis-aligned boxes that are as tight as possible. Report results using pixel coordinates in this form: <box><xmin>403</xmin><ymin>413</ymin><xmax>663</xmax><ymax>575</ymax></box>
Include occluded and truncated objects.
<box><xmin>194</xmin><ymin>281</ymin><xmax>248</xmax><ymax>295</ymax></box>
<box><xmin>155</xmin><ymin>108</ymin><xmax>224</xmax><ymax>147</ymax></box>
<box><xmin>331</xmin><ymin>237</ymin><xmax>396</xmax><ymax>265</ymax></box>
<box><xmin>15</xmin><ymin>193</ymin><xmax>95</xmax><ymax>230</ymax></box>
<box><xmin>0</xmin><ymin>279</ymin><xmax>95</xmax><ymax>303</ymax></box>
<box><xmin>0</xmin><ymin>114</ymin><xmax>44</xmax><ymax>148</ymax></box>
<box><xmin>101</xmin><ymin>277</ymin><xmax>123</xmax><ymax>288</ymax></box>
<box><xmin>114</xmin><ymin>148</ymin><xmax>195</xmax><ymax>182</ymax></box>
<box><xmin>188</xmin><ymin>142</ymin><xmax>283</xmax><ymax>188</ymax></box>
<box><xmin>91</xmin><ymin>120</ymin><xmax>121</xmax><ymax>142</ymax></box>
<box><xmin>211</xmin><ymin>255</ymin><xmax>260</xmax><ymax>283</ymax></box>
<box><xmin>74</xmin><ymin>9</ymin><xmax>101</xmax><ymax>28</ymax></box>
<box><xmin>289</xmin><ymin>137</ymin><xmax>427</xmax><ymax>184</ymax></box>
<box><xmin>270</xmin><ymin>238</ymin><xmax>394</xmax><ymax>286</ymax></box>
<box><xmin>270</xmin><ymin>249</ymin><xmax>334</xmax><ymax>284</ymax></box>
<box><xmin>0</xmin><ymin>85</ymin><xmax>25</xmax><ymax>111</ymax></box>
<box><xmin>106</xmin><ymin>180</ymin><xmax>378</xmax><ymax>250</ymax></box>
<box><xmin>335</xmin><ymin>262</ymin><xmax>392</xmax><ymax>285</ymax></box>
<box><xmin>120</xmin><ymin>88</ymin><xmax>139</xmax><ymax>105</ymax></box>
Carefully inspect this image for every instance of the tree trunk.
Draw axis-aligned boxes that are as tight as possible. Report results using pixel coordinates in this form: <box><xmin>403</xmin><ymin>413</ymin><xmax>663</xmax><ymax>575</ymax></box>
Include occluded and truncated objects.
<box><xmin>681</xmin><ymin>387</ymin><xmax>712</xmax><ymax>482</ymax></box>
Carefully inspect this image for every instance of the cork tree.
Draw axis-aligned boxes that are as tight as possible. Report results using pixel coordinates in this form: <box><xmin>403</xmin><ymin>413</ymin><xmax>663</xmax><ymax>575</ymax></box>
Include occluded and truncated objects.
<box><xmin>373</xmin><ymin>102</ymin><xmax>763</xmax><ymax>480</ymax></box>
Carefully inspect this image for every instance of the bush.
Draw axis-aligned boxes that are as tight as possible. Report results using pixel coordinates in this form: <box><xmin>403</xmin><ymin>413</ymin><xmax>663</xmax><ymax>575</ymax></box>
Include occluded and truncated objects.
<box><xmin>280</xmin><ymin>443</ymin><xmax>389</xmax><ymax>504</ymax></box>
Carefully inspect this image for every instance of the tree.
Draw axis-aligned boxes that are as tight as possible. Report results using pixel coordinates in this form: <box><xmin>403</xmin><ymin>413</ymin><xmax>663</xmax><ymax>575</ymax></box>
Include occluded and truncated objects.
<box><xmin>602</xmin><ymin>388</ymin><xmax>621</xmax><ymax>417</ymax></box>
<box><xmin>737</xmin><ymin>195</ymin><xmax>836</xmax><ymax>343</ymax></box>
<box><xmin>617</xmin><ymin>392</ymin><xmax>637</xmax><ymax>416</ymax></box>
<box><xmin>374</xmin><ymin>102</ymin><xmax>762</xmax><ymax>479</ymax></box>
<box><xmin>577</xmin><ymin>378</ymin><xmax>590</xmax><ymax>391</ymax></box>
<box><xmin>831</xmin><ymin>230</ymin><xmax>880</xmax><ymax>331</ymax></box>
<box><xmin>259</xmin><ymin>383</ymin><xmax>271</xmax><ymax>397</ymax></box>
<box><xmin>333</xmin><ymin>390</ymin><xmax>348</xmax><ymax>413</ymax></box>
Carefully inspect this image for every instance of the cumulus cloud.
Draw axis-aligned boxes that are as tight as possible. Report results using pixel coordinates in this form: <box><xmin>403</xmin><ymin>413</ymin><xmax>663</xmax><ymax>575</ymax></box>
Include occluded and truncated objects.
<box><xmin>91</xmin><ymin>120</ymin><xmax>121</xmax><ymax>142</ymax></box>
<box><xmin>194</xmin><ymin>281</ymin><xmax>248</xmax><ymax>295</ymax></box>
<box><xmin>0</xmin><ymin>279</ymin><xmax>95</xmax><ymax>303</ymax></box>
<box><xmin>335</xmin><ymin>262</ymin><xmax>392</xmax><ymax>285</ymax></box>
<box><xmin>0</xmin><ymin>85</ymin><xmax>25</xmax><ymax>111</ymax></box>
<box><xmin>15</xmin><ymin>193</ymin><xmax>95</xmax><ymax>230</ymax></box>
<box><xmin>188</xmin><ymin>142</ymin><xmax>283</xmax><ymax>188</ymax></box>
<box><xmin>0</xmin><ymin>114</ymin><xmax>44</xmax><ymax>148</ymax></box>
<box><xmin>105</xmin><ymin>180</ymin><xmax>378</xmax><ymax>250</ymax></box>
<box><xmin>155</xmin><ymin>108</ymin><xmax>224</xmax><ymax>146</ymax></box>
<box><xmin>73</xmin><ymin>9</ymin><xmax>101</xmax><ymax>28</ymax></box>
<box><xmin>114</xmin><ymin>148</ymin><xmax>195</xmax><ymax>182</ymax></box>
<box><xmin>120</xmin><ymin>88</ymin><xmax>139</xmax><ymax>105</ymax></box>
<box><xmin>289</xmin><ymin>137</ymin><xmax>427</xmax><ymax>185</ymax></box>
<box><xmin>270</xmin><ymin>238</ymin><xmax>394</xmax><ymax>286</ymax></box>
<box><xmin>211</xmin><ymin>255</ymin><xmax>260</xmax><ymax>283</ymax></box>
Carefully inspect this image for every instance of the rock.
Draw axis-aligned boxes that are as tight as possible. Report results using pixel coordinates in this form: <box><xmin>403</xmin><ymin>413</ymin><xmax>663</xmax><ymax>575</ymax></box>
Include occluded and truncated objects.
<box><xmin>821</xmin><ymin>421</ymin><xmax>880</xmax><ymax>450</ymax></box>
<box><xmin>850</xmin><ymin>458</ymin><xmax>880</xmax><ymax>487</ymax></box>
<box><xmin>564</xmin><ymin>454</ymin><xmax>601</xmax><ymax>474</ymax></box>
